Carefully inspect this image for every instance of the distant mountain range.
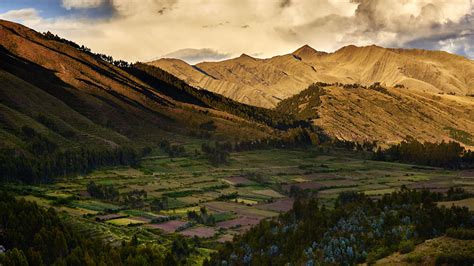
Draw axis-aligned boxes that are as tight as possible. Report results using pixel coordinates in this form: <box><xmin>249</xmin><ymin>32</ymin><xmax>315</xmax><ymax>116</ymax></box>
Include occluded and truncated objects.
<box><xmin>151</xmin><ymin>44</ymin><xmax>474</xmax><ymax>108</ymax></box>
<box><xmin>151</xmin><ymin>44</ymin><xmax>474</xmax><ymax>146</ymax></box>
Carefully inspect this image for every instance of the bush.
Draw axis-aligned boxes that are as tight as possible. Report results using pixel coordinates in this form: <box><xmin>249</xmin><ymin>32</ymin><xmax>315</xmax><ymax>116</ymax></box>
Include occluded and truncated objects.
<box><xmin>405</xmin><ymin>254</ymin><xmax>423</xmax><ymax>263</ymax></box>
<box><xmin>398</xmin><ymin>240</ymin><xmax>415</xmax><ymax>254</ymax></box>
<box><xmin>446</xmin><ymin>228</ymin><xmax>474</xmax><ymax>240</ymax></box>
<box><xmin>366</xmin><ymin>247</ymin><xmax>390</xmax><ymax>264</ymax></box>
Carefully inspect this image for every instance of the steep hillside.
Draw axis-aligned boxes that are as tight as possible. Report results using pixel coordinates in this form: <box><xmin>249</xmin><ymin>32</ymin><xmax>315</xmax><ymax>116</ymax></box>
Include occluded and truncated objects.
<box><xmin>150</xmin><ymin>53</ymin><xmax>317</xmax><ymax>108</ymax></box>
<box><xmin>0</xmin><ymin>20</ymin><xmax>294</xmax><ymax>181</ymax></box>
<box><xmin>276</xmin><ymin>83</ymin><xmax>474</xmax><ymax>146</ymax></box>
<box><xmin>308</xmin><ymin>45</ymin><xmax>474</xmax><ymax>96</ymax></box>
<box><xmin>127</xmin><ymin>63</ymin><xmax>311</xmax><ymax>130</ymax></box>
<box><xmin>151</xmin><ymin>45</ymin><xmax>474</xmax><ymax>108</ymax></box>
<box><xmin>1</xmin><ymin>19</ymin><xmax>280</xmax><ymax>144</ymax></box>
<box><xmin>149</xmin><ymin>56</ymin><xmax>283</xmax><ymax>108</ymax></box>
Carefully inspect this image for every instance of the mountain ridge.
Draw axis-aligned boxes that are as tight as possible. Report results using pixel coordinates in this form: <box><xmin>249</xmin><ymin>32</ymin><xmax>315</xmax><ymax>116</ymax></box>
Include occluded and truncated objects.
<box><xmin>150</xmin><ymin>44</ymin><xmax>474</xmax><ymax>108</ymax></box>
<box><xmin>150</xmin><ymin>44</ymin><xmax>474</xmax><ymax>146</ymax></box>
<box><xmin>1</xmin><ymin>19</ymin><xmax>473</xmax><ymax>150</ymax></box>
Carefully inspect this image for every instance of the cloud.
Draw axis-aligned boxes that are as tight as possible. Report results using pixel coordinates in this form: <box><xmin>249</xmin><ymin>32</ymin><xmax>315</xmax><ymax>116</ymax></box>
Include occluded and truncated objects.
<box><xmin>62</xmin><ymin>0</ymin><xmax>105</xmax><ymax>10</ymax></box>
<box><xmin>1</xmin><ymin>0</ymin><xmax>473</xmax><ymax>62</ymax></box>
<box><xmin>342</xmin><ymin>0</ymin><xmax>472</xmax><ymax>45</ymax></box>
<box><xmin>0</xmin><ymin>8</ymin><xmax>42</xmax><ymax>25</ymax></box>
<box><xmin>160</xmin><ymin>48</ymin><xmax>231</xmax><ymax>64</ymax></box>
<box><xmin>110</xmin><ymin>0</ymin><xmax>178</xmax><ymax>17</ymax></box>
<box><xmin>279</xmin><ymin>0</ymin><xmax>292</xmax><ymax>8</ymax></box>
<box><xmin>340</xmin><ymin>0</ymin><xmax>474</xmax><ymax>57</ymax></box>
<box><xmin>275</xmin><ymin>0</ymin><xmax>474</xmax><ymax>57</ymax></box>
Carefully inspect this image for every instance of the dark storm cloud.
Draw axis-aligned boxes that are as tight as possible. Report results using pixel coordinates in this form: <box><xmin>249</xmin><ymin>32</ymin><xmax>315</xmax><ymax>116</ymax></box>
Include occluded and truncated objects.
<box><xmin>403</xmin><ymin>17</ymin><xmax>474</xmax><ymax>58</ymax></box>
<box><xmin>341</xmin><ymin>0</ymin><xmax>474</xmax><ymax>57</ymax></box>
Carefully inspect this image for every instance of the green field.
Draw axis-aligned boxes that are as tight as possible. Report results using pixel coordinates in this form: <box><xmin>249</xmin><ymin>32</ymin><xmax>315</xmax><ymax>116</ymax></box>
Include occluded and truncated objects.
<box><xmin>7</xmin><ymin>147</ymin><xmax>474</xmax><ymax>263</ymax></box>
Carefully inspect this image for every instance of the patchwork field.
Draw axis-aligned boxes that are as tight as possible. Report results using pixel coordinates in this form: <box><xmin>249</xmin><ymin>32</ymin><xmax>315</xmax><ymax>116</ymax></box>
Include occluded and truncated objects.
<box><xmin>7</xmin><ymin>147</ymin><xmax>474</xmax><ymax>262</ymax></box>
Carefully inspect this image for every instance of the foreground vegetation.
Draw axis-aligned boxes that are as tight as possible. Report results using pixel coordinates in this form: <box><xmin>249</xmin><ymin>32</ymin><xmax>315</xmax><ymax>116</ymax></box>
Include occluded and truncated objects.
<box><xmin>206</xmin><ymin>187</ymin><xmax>474</xmax><ymax>265</ymax></box>
<box><xmin>0</xmin><ymin>192</ymin><xmax>197</xmax><ymax>265</ymax></box>
<box><xmin>1</xmin><ymin>145</ymin><xmax>474</xmax><ymax>265</ymax></box>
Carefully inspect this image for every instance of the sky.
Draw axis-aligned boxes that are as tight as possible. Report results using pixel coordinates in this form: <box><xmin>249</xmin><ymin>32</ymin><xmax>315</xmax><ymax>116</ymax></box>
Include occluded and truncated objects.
<box><xmin>0</xmin><ymin>0</ymin><xmax>473</xmax><ymax>64</ymax></box>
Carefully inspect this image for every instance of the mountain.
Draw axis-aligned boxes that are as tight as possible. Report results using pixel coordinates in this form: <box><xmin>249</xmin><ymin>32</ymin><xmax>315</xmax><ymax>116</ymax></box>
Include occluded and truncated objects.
<box><xmin>0</xmin><ymin>20</ymin><xmax>312</xmax><ymax>182</ymax></box>
<box><xmin>150</xmin><ymin>45</ymin><xmax>474</xmax><ymax>146</ymax></box>
<box><xmin>1</xmin><ymin>18</ymin><xmax>472</xmax><ymax>160</ymax></box>
<box><xmin>151</xmin><ymin>44</ymin><xmax>474</xmax><ymax>108</ymax></box>
<box><xmin>149</xmin><ymin>52</ymin><xmax>320</xmax><ymax>108</ymax></box>
<box><xmin>276</xmin><ymin>83</ymin><xmax>474</xmax><ymax>146</ymax></box>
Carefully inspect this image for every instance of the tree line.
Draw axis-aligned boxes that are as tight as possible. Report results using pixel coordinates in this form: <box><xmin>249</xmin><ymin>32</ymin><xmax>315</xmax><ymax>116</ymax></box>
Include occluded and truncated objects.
<box><xmin>42</xmin><ymin>31</ymin><xmax>132</xmax><ymax>68</ymax></box>
<box><xmin>373</xmin><ymin>138</ymin><xmax>474</xmax><ymax>169</ymax></box>
<box><xmin>0</xmin><ymin>146</ymin><xmax>143</xmax><ymax>183</ymax></box>
<box><xmin>198</xmin><ymin>128</ymin><xmax>324</xmax><ymax>166</ymax></box>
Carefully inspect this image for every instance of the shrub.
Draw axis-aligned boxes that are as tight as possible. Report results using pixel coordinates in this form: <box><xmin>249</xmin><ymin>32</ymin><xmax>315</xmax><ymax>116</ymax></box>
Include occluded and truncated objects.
<box><xmin>366</xmin><ymin>247</ymin><xmax>390</xmax><ymax>264</ymax></box>
<box><xmin>446</xmin><ymin>228</ymin><xmax>474</xmax><ymax>240</ymax></box>
<box><xmin>398</xmin><ymin>240</ymin><xmax>415</xmax><ymax>254</ymax></box>
<box><xmin>405</xmin><ymin>254</ymin><xmax>423</xmax><ymax>263</ymax></box>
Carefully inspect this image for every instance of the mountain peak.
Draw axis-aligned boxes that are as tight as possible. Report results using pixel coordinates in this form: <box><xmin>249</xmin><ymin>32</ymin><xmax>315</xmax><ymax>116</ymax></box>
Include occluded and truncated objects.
<box><xmin>294</xmin><ymin>44</ymin><xmax>316</xmax><ymax>52</ymax></box>
<box><xmin>236</xmin><ymin>53</ymin><xmax>256</xmax><ymax>62</ymax></box>
<box><xmin>239</xmin><ymin>53</ymin><xmax>253</xmax><ymax>59</ymax></box>
<box><xmin>292</xmin><ymin>45</ymin><xmax>321</xmax><ymax>59</ymax></box>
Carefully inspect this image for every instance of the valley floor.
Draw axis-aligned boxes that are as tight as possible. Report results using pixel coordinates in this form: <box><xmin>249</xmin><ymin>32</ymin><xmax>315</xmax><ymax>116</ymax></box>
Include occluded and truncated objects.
<box><xmin>4</xmin><ymin>146</ymin><xmax>474</xmax><ymax>264</ymax></box>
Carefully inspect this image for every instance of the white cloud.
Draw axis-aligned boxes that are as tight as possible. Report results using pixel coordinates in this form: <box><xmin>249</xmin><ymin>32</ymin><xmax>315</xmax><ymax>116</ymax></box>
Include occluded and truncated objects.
<box><xmin>61</xmin><ymin>0</ymin><xmax>104</xmax><ymax>10</ymax></box>
<box><xmin>0</xmin><ymin>8</ymin><xmax>42</xmax><ymax>25</ymax></box>
<box><xmin>1</xmin><ymin>0</ymin><xmax>473</xmax><ymax>62</ymax></box>
<box><xmin>159</xmin><ymin>48</ymin><xmax>231</xmax><ymax>64</ymax></box>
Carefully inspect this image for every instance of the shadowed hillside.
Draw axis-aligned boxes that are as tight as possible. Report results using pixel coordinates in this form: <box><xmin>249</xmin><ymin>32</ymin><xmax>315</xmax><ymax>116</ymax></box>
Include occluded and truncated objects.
<box><xmin>0</xmin><ymin>20</ymin><xmax>306</xmax><ymax>182</ymax></box>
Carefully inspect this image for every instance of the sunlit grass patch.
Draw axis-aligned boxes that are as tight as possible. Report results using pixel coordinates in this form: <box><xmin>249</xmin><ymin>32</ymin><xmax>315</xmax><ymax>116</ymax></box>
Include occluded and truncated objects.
<box><xmin>106</xmin><ymin>218</ymin><xmax>145</xmax><ymax>226</ymax></box>
<box><xmin>235</xmin><ymin>198</ymin><xmax>259</xmax><ymax>205</ymax></box>
<box><xmin>438</xmin><ymin>197</ymin><xmax>474</xmax><ymax>210</ymax></box>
